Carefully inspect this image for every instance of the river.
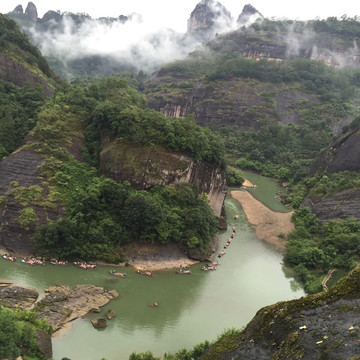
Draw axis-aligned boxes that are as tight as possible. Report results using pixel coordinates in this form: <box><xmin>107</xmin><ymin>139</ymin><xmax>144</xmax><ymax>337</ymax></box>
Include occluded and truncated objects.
<box><xmin>0</xmin><ymin>175</ymin><xmax>304</xmax><ymax>360</ymax></box>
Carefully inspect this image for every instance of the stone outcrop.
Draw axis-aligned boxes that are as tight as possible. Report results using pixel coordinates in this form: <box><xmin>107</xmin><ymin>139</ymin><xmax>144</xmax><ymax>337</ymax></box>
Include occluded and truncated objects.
<box><xmin>39</xmin><ymin>10</ymin><xmax>63</xmax><ymax>25</ymax></box>
<box><xmin>302</xmin><ymin>126</ymin><xmax>360</xmax><ymax>222</ymax></box>
<box><xmin>187</xmin><ymin>0</ymin><xmax>232</xmax><ymax>41</ymax></box>
<box><xmin>236</xmin><ymin>4</ymin><xmax>264</xmax><ymax>28</ymax></box>
<box><xmin>201</xmin><ymin>265</ymin><xmax>360</xmax><ymax>360</ymax></box>
<box><xmin>91</xmin><ymin>318</ymin><xmax>107</xmax><ymax>328</ymax></box>
<box><xmin>0</xmin><ymin>52</ymin><xmax>54</xmax><ymax>97</ymax></box>
<box><xmin>13</xmin><ymin>5</ymin><xmax>24</xmax><ymax>14</ymax></box>
<box><xmin>187</xmin><ymin>232</ymin><xmax>220</xmax><ymax>261</ymax></box>
<box><xmin>309</xmin><ymin>126</ymin><xmax>360</xmax><ymax>176</ymax></box>
<box><xmin>0</xmin><ymin>280</ymin><xmax>39</xmax><ymax>309</ymax></box>
<box><xmin>146</xmin><ymin>76</ymin><xmax>318</xmax><ymax>131</ymax></box>
<box><xmin>99</xmin><ymin>141</ymin><xmax>227</xmax><ymax>219</ymax></box>
<box><xmin>105</xmin><ymin>309</ymin><xmax>116</xmax><ymax>320</ymax></box>
<box><xmin>303</xmin><ymin>188</ymin><xmax>360</xmax><ymax>223</ymax></box>
<box><xmin>25</xmin><ymin>2</ymin><xmax>38</xmax><ymax>22</ymax></box>
<box><xmin>34</xmin><ymin>284</ymin><xmax>119</xmax><ymax>334</ymax></box>
<box><xmin>0</xmin><ymin>148</ymin><xmax>64</xmax><ymax>256</ymax></box>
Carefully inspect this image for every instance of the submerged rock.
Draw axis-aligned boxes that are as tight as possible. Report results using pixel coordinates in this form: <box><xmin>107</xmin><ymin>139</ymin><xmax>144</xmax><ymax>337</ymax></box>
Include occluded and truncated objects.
<box><xmin>105</xmin><ymin>309</ymin><xmax>116</xmax><ymax>319</ymax></box>
<box><xmin>91</xmin><ymin>318</ymin><xmax>107</xmax><ymax>329</ymax></box>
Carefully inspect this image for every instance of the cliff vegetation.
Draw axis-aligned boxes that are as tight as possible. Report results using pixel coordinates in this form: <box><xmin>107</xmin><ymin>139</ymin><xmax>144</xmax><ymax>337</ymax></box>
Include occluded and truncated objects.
<box><xmin>0</xmin><ymin>77</ymin><xmax>223</xmax><ymax>262</ymax></box>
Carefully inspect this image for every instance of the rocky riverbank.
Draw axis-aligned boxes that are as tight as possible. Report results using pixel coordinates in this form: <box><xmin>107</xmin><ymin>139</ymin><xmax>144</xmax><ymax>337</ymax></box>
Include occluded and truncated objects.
<box><xmin>0</xmin><ymin>281</ymin><xmax>119</xmax><ymax>336</ymax></box>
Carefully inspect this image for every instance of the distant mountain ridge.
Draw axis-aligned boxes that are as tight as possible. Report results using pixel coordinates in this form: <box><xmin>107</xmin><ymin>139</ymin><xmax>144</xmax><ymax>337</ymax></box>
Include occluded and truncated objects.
<box><xmin>7</xmin><ymin>1</ymin><xmax>264</xmax><ymax>78</ymax></box>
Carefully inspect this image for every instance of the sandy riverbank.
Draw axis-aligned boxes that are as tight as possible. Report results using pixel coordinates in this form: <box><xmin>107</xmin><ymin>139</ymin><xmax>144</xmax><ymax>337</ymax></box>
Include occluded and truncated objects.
<box><xmin>231</xmin><ymin>190</ymin><xmax>293</xmax><ymax>250</ymax></box>
<box><xmin>122</xmin><ymin>242</ymin><xmax>199</xmax><ymax>271</ymax></box>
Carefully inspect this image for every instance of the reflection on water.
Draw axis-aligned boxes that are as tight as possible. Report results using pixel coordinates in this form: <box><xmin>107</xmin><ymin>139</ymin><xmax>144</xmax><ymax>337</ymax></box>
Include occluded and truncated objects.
<box><xmin>0</xmin><ymin>194</ymin><xmax>304</xmax><ymax>360</ymax></box>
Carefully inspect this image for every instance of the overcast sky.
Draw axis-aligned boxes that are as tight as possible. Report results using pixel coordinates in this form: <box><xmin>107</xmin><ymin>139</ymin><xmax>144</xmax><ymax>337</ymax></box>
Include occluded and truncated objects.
<box><xmin>1</xmin><ymin>0</ymin><xmax>359</xmax><ymax>33</ymax></box>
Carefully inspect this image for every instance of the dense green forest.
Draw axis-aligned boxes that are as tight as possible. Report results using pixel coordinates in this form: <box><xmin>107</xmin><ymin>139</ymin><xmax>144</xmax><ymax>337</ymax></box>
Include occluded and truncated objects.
<box><xmin>0</xmin><ymin>80</ymin><xmax>45</xmax><ymax>158</ymax></box>
<box><xmin>13</xmin><ymin>77</ymin><xmax>223</xmax><ymax>261</ymax></box>
<box><xmin>0</xmin><ymin>306</ymin><xmax>51</xmax><ymax>360</ymax></box>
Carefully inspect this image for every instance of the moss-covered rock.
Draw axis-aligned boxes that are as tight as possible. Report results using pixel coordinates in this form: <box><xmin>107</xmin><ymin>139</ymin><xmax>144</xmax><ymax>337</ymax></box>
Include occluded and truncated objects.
<box><xmin>200</xmin><ymin>265</ymin><xmax>360</xmax><ymax>359</ymax></box>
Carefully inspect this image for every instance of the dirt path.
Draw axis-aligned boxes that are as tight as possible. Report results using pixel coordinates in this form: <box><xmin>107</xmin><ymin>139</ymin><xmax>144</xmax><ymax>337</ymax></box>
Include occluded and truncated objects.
<box><xmin>231</xmin><ymin>190</ymin><xmax>294</xmax><ymax>250</ymax></box>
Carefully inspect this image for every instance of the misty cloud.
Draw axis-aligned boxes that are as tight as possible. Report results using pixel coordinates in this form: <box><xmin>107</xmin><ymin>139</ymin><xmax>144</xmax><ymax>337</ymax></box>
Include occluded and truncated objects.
<box><xmin>25</xmin><ymin>12</ymin><xmax>212</xmax><ymax>76</ymax></box>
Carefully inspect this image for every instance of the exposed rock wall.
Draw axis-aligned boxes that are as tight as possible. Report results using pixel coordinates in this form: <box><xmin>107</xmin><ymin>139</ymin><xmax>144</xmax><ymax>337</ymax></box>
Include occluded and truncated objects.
<box><xmin>186</xmin><ymin>0</ymin><xmax>232</xmax><ymax>41</ymax></box>
<box><xmin>0</xmin><ymin>148</ymin><xmax>63</xmax><ymax>255</ymax></box>
<box><xmin>25</xmin><ymin>2</ymin><xmax>38</xmax><ymax>22</ymax></box>
<box><xmin>0</xmin><ymin>52</ymin><xmax>54</xmax><ymax>97</ymax></box>
<box><xmin>146</xmin><ymin>79</ymin><xmax>318</xmax><ymax>131</ymax></box>
<box><xmin>99</xmin><ymin>141</ymin><xmax>227</xmax><ymax>219</ymax></box>
<box><xmin>201</xmin><ymin>265</ymin><xmax>360</xmax><ymax>360</ymax></box>
<box><xmin>309</xmin><ymin>126</ymin><xmax>360</xmax><ymax>176</ymax></box>
<box><xmin>303</xmin><ymin>126</ymin><xmax>360</xmax><ymax>222</ymax></box>
<box><xmin>303</xmin><ymin>189</ymin><xmax>360</xmax><ymax>223</ymax></box>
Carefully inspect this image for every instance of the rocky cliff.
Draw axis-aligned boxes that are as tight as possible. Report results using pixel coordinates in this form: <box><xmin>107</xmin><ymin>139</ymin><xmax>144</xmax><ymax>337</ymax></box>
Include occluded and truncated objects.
<box><xmin>25</xmin><ymin>2</ymin><xmax>38</xmax><ymax>22</ymax></box>
<box><xmin>309</xmin><ymin>126</ymin><xmax>360</xmax><ymax>176</ymax></box>
<box><xmin>186</xmin><ymin>0</ymin><xmax>232</xmax><ymax>41</ymax></box>
<box><xmin>236</xmin><ymin>4</ymin><xmax>264</xmax><ymax>28</ymax></box>
<box><xmin>99</xmin><ymin>140</ymin><xmax>227</xmax><ymax>220</ymax></box>
<box><xmin>0</xmin><ymin>147</ymin><xmax>64</xmax><ymax>256</ymax></box>
<box><xmin>302</xmin><ymin>125</ymin><xmax>360</xmax><ymax>222</ymax></box>
<box><xmin>146</xmin><ymin>75</ymin><xmax>318</xmax><ymax>131</ymax></box>
<box><xmin>0</xmin><ymin>14</ymin><xmax>59</xmax><ymax>97</ymax></box>
<box><xmin>200</xmin><ymin>265</ymin><xmax>360</xmax><ymax>360</ymax></box>
<box><xmin>0</xmin><ymin>52</ymin><xmax>54</xmax><ymax>97</ymax></box>
<box><xmin>303</xmin><ymin>188</ymin><xmax>360</xmax><ymax>223</ymax></box>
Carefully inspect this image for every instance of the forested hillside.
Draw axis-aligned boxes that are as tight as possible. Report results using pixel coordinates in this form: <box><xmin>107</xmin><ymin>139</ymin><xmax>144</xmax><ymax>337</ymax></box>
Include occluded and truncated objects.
<box><xmin>1</xmin><ymin>8</ymin><xmax>360</xmax><ymax>360</ymax></box>
<box><xmin>142</xmin><ymin>16</ymin><xmax>360</xmax><ymax>296</ymax></box>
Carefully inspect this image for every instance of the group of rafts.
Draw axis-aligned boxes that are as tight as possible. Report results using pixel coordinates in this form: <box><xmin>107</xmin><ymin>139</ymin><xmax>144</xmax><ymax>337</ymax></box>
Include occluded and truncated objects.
<box><xmin>2</xmin><ymin>254</ymin><xmax>45</xmax><ymax>265</ymax></box>
<box><xmin>2</xmin><ymin>218</ymin><xmax>240</xmax><ymax>278</ymax></box>
<box><xmin>201</xmin><ymin>223</ymin><xmax>237</xmax><ymax>272</ymax></box>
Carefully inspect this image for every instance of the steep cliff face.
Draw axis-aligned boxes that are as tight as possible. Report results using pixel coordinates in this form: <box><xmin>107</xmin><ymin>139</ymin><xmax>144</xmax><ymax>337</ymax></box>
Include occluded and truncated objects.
<box><xmin>303</xmin><ymin>188</ymin><xmax>360</xmax><ymax>223</ymax></box>
<box><xmin>146</xmin><ymin>76</ymin><xmax>318</xmax><ymax>131</ymax></box>
<box><xmin>0</xmin><ymin>148</ymin><xmax>64</xmax><ymax>255</ymax></box>
<box><xmin>0</xmin><ymin>52</ymin><xmax>54</xmax><ymax>97</ymax></box>
<box><xmin>187</xmin><ymin>0</ymin><xmax>232</xmax><ymax>41</ymax></box>
<box><xmin>309</xmin><ymin>126</ymin><xmax>360</xmax><ymax>176</ymax></box>
<box><xmin>236</xmin><ymin>4</ymin><xmax>264</xmax><ymax>28</ymax></box>
<box><xmin>302</xmin><ymin>126</ymin><xmax>360</xmax><ymax>222</ymax></box>
<box><xmin>99</xmin><ymin>140</ymin><xmax>227</xmax><ymax>219</ymax></box>
<box><xmin>25</xmin><ymin>2</ymin><xmax>38</xmax><ymax>22</ymax></box>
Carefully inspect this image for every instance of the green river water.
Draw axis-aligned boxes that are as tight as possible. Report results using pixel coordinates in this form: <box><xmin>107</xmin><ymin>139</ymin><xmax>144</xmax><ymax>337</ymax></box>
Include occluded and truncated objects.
<box><xmin>0</xmin><ymin>174</ymin><xmax>304</xmax><ymax>360</ymax></box>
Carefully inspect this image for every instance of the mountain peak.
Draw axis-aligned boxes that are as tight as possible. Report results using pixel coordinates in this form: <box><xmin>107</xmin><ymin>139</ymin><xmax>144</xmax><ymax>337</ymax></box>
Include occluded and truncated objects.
<box><xmin>187</xmin><ymin>0</ymin><xmax>232</xmax><ymax>41</ymax></box>
<box><xmin>12</xmin><ymin>4</ymin><xmax>24</xmax><ymax>14</ymax></box>
<box><xmin>25</xmin><ymin>2</ymin><xmax>38</xmax><ymax>21</ymax></box>
<box><xmin>237</xmin><ymin>3</ymin><xmax>264</xmax><ymax>28</ymax></box>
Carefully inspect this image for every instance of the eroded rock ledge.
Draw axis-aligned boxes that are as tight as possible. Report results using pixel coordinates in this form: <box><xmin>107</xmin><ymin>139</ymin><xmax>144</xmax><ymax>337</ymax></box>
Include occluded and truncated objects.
<box><xmin>0</xmin><ymin>281</ymin><xmax>119</xmax><ymax>335</ymax></box>
<box><xmin>35</xmin><ymin>284</ymin><xmax>119</xmax><ymax>334</ymax></box>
